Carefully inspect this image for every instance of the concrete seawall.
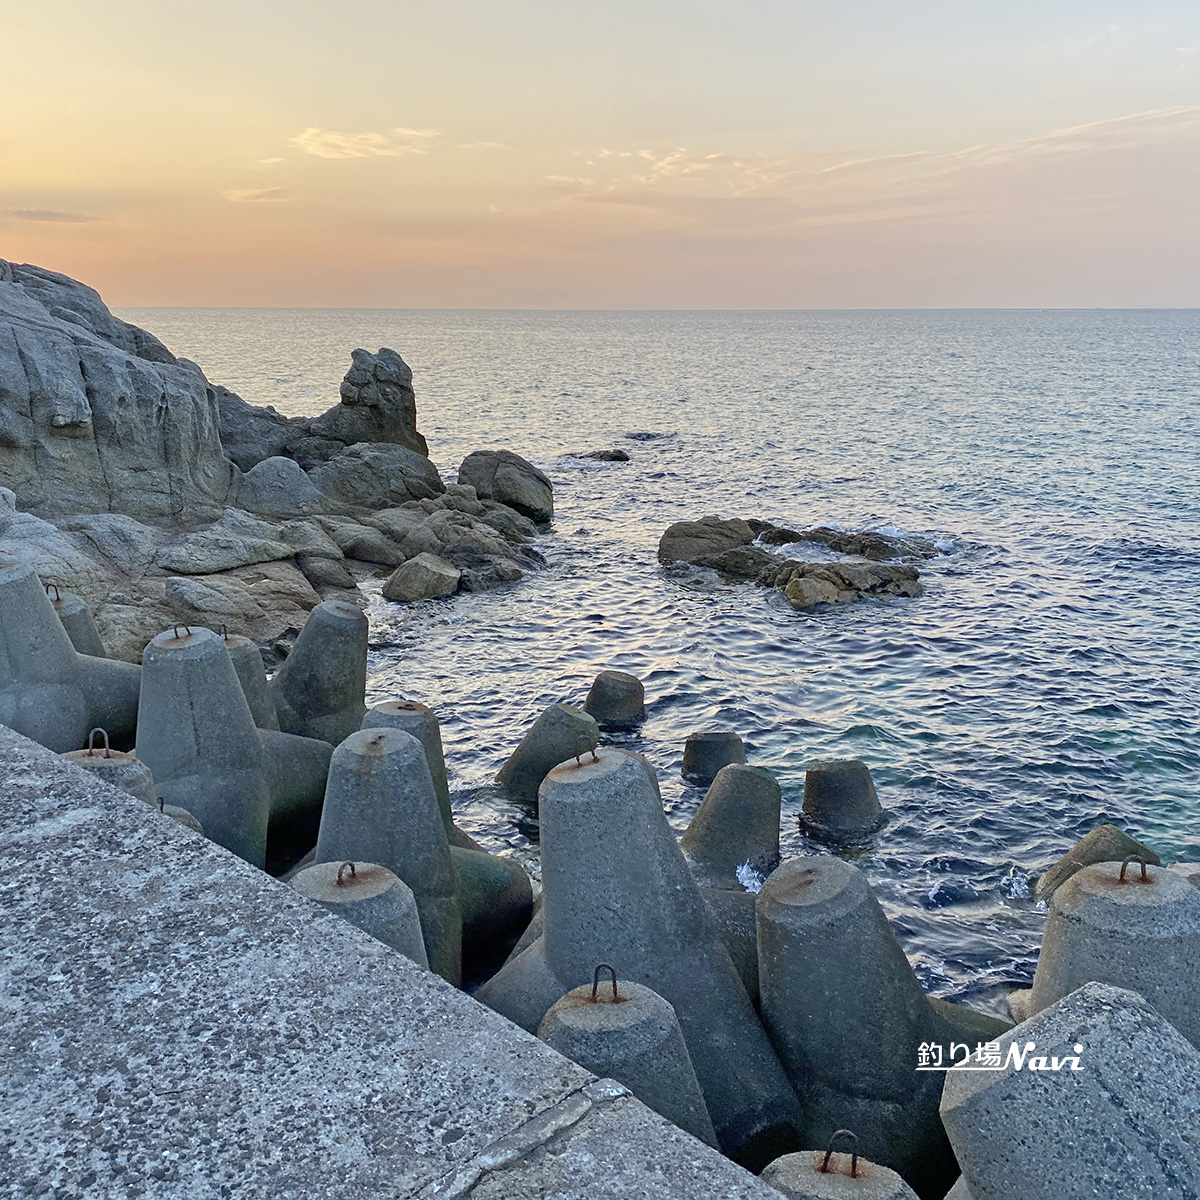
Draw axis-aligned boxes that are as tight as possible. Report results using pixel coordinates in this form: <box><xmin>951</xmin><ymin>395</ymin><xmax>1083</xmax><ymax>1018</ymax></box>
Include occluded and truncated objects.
<box><xmin>0</xmin><ymin>724</ymin><xmax>779</xmax><ymax>1199</ymax></box>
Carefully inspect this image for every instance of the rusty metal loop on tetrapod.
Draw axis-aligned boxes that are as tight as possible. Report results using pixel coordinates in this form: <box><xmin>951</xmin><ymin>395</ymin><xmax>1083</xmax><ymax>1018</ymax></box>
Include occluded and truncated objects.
<box><xmin>820</xmin><ymin>1129</ymin><xmax>860</xmax><ymax>1178</ymax></box>
<box><xmin>86</xmin><ymin>727</ymin><xmax>112</xmax><ymax>759</ymax></box>
<box><xmin>591</xmin><ymin>963</ymin><xmax>621</xmax><ymax>1003</ymax></box>
<box><xmin>337</xmin><ymin>861</ymin><xmax>357</xmax><ymax>886</ymax></box>
<box><xmin>1119</xmin><ymin>855</ymin><xmax>1150</xmax><ymax>884</ymax></box>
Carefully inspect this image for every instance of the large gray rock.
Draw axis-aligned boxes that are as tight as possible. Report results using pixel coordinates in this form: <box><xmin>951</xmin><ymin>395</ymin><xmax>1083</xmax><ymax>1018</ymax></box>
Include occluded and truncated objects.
<box><xmin>215</xmin><ymin>348</ymin><xmax>426</xmax><ymax>471</ymax></box>
<box><xmin>154</xmin><ymin>509</ymin><xmax>293</xmax><ymax>574</ymax></box>
<box><xmin>459</xmin><ymin>450</ymin><xmax>553</xmax><ymax>523</ymax></box>
<box><xmin>0</xmin><ymin>260</ymin><xmax>237</xmax><ymax>521</ymax></box>
<box><xmin>940</xmin><ymin>982</ymin><xmax>1200</xmax><ymax>1199</ymax></box>
<box><xmin>213</xmin><ymin>386</ymin><xmax>305</xmax><ymax>472</ymax></box>
<box><xmin>658</xmin><ymin>516</ymin><xmax>756</xmax><ymax>564</ymax></box>
<box><xmin>236</xmin><ymin>456</ymin><xmax>325</xmax><ymax>517</ymax></box>
<box><xmin>309</xmin><ymin>442</ymin><xmax>445</xmax><ymax>509</ymax></box>
<box><xmin>382</xmin><ymin>552</ymin><xmax>461</xmax><ymax>602</ymax></box>
<box><xmin>308</xmin><ymin>348</ymin><xmax>427</xmax><ymax>456</ymax></box>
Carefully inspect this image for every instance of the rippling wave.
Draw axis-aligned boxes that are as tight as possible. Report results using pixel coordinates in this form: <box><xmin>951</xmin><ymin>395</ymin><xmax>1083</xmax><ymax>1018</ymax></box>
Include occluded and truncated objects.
<box><xmin>122</xmin><ymin>306</ymin><xmax>1200</xmax><ymax>1013</ymax></box>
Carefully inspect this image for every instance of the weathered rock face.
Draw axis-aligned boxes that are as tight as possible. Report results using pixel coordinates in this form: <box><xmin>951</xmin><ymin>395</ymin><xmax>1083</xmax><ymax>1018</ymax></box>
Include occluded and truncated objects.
<box><xmin>459</xmin><ymin>450</ymin><xmax>553</xmax><ymax>524</ymax></box>
<box><xmin>311</xmin><ymin>348</ymin><xmax>427</xmax><ymax>456</ymax></box>
<box><xmin>659</xmin><ymin>515</ymin><xmax>926</xmax><ymax>611</ymax></box>
<box><xmin>0</xmin><ymin>260</ymin><xmax>237</xmax><ymax>521</ymax></box>
<box><xmin>308</xmin><ymin>442</ymin><xmax>445</xmax><ymax>509</ymax></box>
<box><xmin>215</xmin><ymin>347</ymin><xmax>427</xmax><ymax>473</ymax></box>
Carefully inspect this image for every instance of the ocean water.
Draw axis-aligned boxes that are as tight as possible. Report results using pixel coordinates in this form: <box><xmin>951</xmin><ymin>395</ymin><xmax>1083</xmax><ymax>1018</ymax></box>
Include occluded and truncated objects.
<box><xmin>120</xmin><ymin>307</ymin><xmax>1200</xmax><ymax>1012</ymax></box>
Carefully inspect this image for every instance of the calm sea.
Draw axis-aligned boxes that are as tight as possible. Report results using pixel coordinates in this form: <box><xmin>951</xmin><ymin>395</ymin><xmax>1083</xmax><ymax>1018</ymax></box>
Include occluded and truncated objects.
<box><xmin>119</xmin><ymin>307</ymin><xmax>1200</xmax><ymax>1012</ymax></box>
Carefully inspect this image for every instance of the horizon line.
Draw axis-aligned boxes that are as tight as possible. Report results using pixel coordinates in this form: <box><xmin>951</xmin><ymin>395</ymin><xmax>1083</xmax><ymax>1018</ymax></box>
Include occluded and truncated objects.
<box><xmin>111</xmin><ymin>304</ymin><xmax>1200</xmax><ymax>313</ymax></box>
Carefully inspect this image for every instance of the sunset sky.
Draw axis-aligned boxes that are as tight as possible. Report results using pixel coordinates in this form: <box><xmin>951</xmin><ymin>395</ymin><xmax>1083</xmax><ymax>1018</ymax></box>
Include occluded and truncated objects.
<box><xmin>3</xmin><ymin>0</ymin><xmax>1199</xmax><ymax>307</ymax></box>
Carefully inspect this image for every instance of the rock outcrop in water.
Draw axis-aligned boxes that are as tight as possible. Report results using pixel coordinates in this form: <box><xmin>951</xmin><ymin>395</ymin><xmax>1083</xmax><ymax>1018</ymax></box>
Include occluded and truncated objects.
<box><xmin>659</xmin><ymin>515</ymin><xmax>927</xmax><ymax>610</ymax></box>
<box><xmin>0</xmin><ymin>260</ymin><xmax>550</xmax><ymax>660</ymax></box>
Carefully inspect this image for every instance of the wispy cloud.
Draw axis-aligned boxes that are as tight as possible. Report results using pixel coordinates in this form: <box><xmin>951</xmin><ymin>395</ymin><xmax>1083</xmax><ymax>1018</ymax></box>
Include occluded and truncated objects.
<box><xmin>458</xmin><ymin>141</ymin><xmax>506</xmax><ymax>151</ymax></box>
<box><xmin>6</xmin><ymin>208</ymin><xmax>94</xmax><ymax>223</ymax></box>
<box><xmin>291</xmin><ymin>126</ymin><xmax>438</xmax><ymax>159</ymax></box>
<box><xmin>223</xmin><ymin>187</ymin><xmax>289</xmax><ymax>203</ymax></box>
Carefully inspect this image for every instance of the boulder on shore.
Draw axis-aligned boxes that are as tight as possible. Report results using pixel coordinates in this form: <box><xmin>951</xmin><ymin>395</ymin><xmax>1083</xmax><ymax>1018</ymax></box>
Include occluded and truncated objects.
<box><xmin>382</xmin><ymin>553</ymin><xmax>461</xmax><ymax>603</ymax></box>
<box><xmin>458</xmin><ymin>450</ymin><xmax>553</xmax><ymax>524</ymax></box>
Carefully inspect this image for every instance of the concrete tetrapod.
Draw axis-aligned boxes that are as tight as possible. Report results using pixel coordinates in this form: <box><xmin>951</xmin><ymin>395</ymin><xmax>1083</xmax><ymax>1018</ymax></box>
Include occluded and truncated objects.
<box><xmin>62</xmin><ymin>728</ymin><xmax>157</xmax><ymax>805</ymax></box>
<box><xmin>362</xmin><ymin>700</ymin><xmax>464</xmax><ymax>845</ymax></box>
<box><xmin>681</xmin><ymin>730</ymin><xmax>746</xmax><ymax>786</ymax></box>
<box><xmin>582</xmin><ymin>669</ymin><xmax>645</xmax><ymax>727</ymax></box>
<box><xmin>801</xmin><ymin>760</ymin><xmax>884</xmax><ymax>839</ymax></box>
<box><xmin>538</xmin><ymin>972</ymin><xmax>718</xmax><ymax>1148</ymax></box>
<box><xmin>223</xmin><ymin>632</ymin><xmax>279</xmax><ymax>730</ymax></box>
<box><xmin>362</xmin><ymin>699</ymin><xmax>530</xmax><ymax>973</ymax></box>
<box><xmin>760</xmin><ymin>1144</ymin><xmax>919</xmax><ymax>1200</ymax></box>
<box><xmin>682</xmin><ymin>763</ymin><xmax>781</xmax><ymax>887</ymax></box>
<box><xmin>1028</xmin><ymin>858</ymin><xmax>1200</xmax><ymax>1048</ymax></box>
<box><xmin>756</xmin><ymin>857</ymin><xmax>955</xmax><ymax>1198</ymax></box>
<box><xmin>475</xmin><ymin>747</ymin><xmax>801</xmax><ymax>1170</ymax></box>
<box><xmin>135</xmin><ymin>626</ymin><xmax>273</xmax><ymax>867</ymax></box>
<box><xmin>49</xmin><ymin>588</ymin><xmax>107</xmax><ymax>658</ymax></box>
<box><xmin>681</xmin><ymin>763</ymin><xmax>783</xmax><ymax>1004</ymax></box>
<box><xmin>940</xmin><ymin>982</ymin><xmax>1200</xmax><ymax>1199</ymax></box>
<box><xmin>290</xmin><ymin>859</ymin><xmax>428</xmax><ymax>967</ymax></box>
<box><xmin>269</xmin><ymin>599</ymin><xmax>367</xmax><ymax>746</ymax></box>
<box><xmin>495</xmin><ymin>701</ymin><xmax>600</xmax><ymax>804</ymax></box>
<box><xmin>314</xmin><ymin>727</ymin><xmax>462</xmax><ymax>985</ymax></box>
<box><xmin>1033</xmin><ymin>823</ymin><xmax>1160</xmax><ymax>901</ymax></box>
<box><xmin>0</xmin><ymin>559</ymin><xmax>140</xmax><ymax>752</ymax></box>
<box><xmin>258</xmin><ymin>728</ymin><xmax>335</xmax><ymax>875</ymax></box>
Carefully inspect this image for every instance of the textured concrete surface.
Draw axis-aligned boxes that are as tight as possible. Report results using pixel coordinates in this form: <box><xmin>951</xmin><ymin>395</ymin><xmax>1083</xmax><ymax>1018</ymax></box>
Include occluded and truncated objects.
<box><xmin>0</xmin><ymin>724</ymin><xmax>779</xmax><ymax>1200</ymax></box>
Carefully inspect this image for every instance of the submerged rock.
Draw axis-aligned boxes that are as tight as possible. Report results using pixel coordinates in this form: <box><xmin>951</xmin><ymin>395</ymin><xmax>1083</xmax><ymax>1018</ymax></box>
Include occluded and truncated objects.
<box><xmin>659</xmin><ymin>515</ymin><xmax>926</xmax><ymax>612</ymax></box>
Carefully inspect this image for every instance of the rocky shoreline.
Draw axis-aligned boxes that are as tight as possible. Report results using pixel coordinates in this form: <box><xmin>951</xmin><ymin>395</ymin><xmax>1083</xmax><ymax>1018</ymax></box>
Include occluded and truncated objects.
<box><xmin>0</xmin><ymin>259</ymin><xmax>552</xmax><ymax>661</ymax></box>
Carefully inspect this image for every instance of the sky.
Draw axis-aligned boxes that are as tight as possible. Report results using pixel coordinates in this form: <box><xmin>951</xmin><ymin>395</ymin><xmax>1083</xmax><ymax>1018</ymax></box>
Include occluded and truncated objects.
<box><xmin>2</xmin><ymin>0</ymin><xmax>1199</xmax><ymax>308</ymax></box>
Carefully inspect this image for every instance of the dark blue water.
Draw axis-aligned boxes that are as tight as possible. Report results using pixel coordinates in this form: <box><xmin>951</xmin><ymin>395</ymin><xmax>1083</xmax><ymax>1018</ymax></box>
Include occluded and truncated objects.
<box><xmin>120</xmin><ymin>307</ymin><xmax>1200</xmax><ymax>1012</ymax></box>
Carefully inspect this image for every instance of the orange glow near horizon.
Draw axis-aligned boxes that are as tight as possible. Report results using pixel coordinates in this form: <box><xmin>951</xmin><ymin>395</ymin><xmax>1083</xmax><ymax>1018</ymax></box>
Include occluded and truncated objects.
<box><xmin>3</xmin><ymin>1</ymin><xmax>1199</xmax><ymax>307</ymax></box>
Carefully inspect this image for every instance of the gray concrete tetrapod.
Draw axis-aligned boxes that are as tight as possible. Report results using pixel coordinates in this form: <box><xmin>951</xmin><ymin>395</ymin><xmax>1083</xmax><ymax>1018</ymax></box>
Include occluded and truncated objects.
<box><xmin>475</xmin><ymin>747</ymin><xmax>801</xmax><ymax>1170</ymax></box>
<box><xmin>538</xmin><ymin>974</ymin><xmax>718</xmax><ymax>1148</ymax></box>
<box><xmin>258</xmin><ymin>727</ymin><xmax>335</xmax><ymax>871</ymax></box>
<box><xmin>760</xmin><ymin>1146</ymin><xmax>920</xmax><ymax>1200</ymax></box>
<box><xmin>363</xmin><ymin>700</ymin><xmax>459</xmax><ymax>843</ymax></box>
<box><xmin>1028</xmin><ymin>859</ymin><xmax>1200</xmax><ymax>1048</ymax></box>
<box><xmin>223</xmin><ymin>633</ymin><xmax>279</xmax><ymax>730</ymax></box>
<box><xmin>681</xmin><ymin>730</ymin><xmax>746</xmax><ymax>785</ymax></box>
<box><xmin>756</xmin><ymin>856</ymin><xmax>954</xmax><ymax>1197</ymax></box>
<box><xmin>63</xmin><ymin>728</ymin><xmax>157</xmax><ymax>805</ymax></box>
<box><xmin>314</xmin><ymin>727</ymin><xmax>462</xmax><ymax>985</ymax></box>
<box><xmin>495</xmin><ymin>701</ymin><xmax>600</xmax><ymax>804</ymax></box>
<box><xmin>682</xmin><ymin>763</ymin><xmax>781</xmax><ymax>888</ymax></box>
<box><xmin>941</xmin><ymin>982</ymin><xmax>1200</xmax><ymax>1199</ymax></box>
<box><xmin>290</xmin><ymin>859</ymin><xmax>429</xmax><ymax>967</ymax></box>
<box><xmin>269</xmin><ymin>600</ymin><xmax>367</xmax><ymax>746</ymax></box>
<box><xmin>452</xmin><ymin>844</ymin><xmax>534</xmax><ymax>962</ymax></box>
<box><xmin>802</xmin><ymin>759</ymin><xmax>884</xmax><ymax>838</ymax></box>
<box><xmin>1033</xmin><ymin>823</ymin><xmax>1160</xmax><ymax>901</ymax></box>
<box><xmin>49</xmin><ymin>589</ymin><xmax>107</xmax><ymax>658</ymax></box>
<box><xmin>582</xmin><ymin>669</ymin><xmax>645</xmax><ymax>726</ymax></box>
<box><xmin>0</xmin><ymin>560</ymin><xmax>138</xmax><ymax>752</ymax></box>
<box><xmin>680</xmin><ymin>763</ymin><xmax>782</xmax><ymax>1004</ymax></box>
<box><xmin>135</xmin><ymin>626</ymin><xmax>272</xmax><ymax>867</ymax></box>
